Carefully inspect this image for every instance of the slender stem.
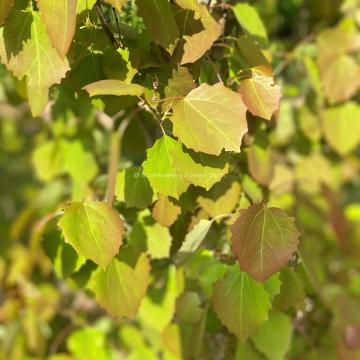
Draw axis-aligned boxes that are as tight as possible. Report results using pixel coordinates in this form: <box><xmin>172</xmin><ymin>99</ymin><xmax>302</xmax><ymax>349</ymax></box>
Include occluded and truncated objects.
<box><xmin>95</xmin><ymin>1</ymin><xmax>121</xmax><ymax>47</ymax></box>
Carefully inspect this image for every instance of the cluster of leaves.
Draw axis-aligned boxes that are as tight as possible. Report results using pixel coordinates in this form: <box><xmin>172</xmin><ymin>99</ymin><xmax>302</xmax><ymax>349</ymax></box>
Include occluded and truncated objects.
<box><xmin>0</xmin><ymin>0</ymin><xmax>360</xmax><ymax>359</ymax></box>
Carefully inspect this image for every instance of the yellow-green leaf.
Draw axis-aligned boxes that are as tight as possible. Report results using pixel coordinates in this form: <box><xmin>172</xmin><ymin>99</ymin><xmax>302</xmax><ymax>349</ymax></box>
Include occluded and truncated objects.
<box><xmin>174</xmin><ymin>1</ymin><xmax>221</xmax><ymax>64</ymax></box>
<box><xmin>233</xmin><ymin>3</ymin><xmax>268</xmax><ymax>45</ymax></box>
<box><xmin>322</xmin><ymin>102</ymin><xmax>360</xmax><ymax>155</ymax></box>
<box><xmin>58</xmin><ymin>201</ymin><xmax>123</xmax><ymax>268</ymax></box>
<box><xmin>171</xmin><ymin>83</ymin><xmax>248</xmax><ymax>155</ymax></box>
<box><xmin>37</xmin><ymin>0</ymin><xmax>76</xmax><ymax>58</ymax></box>
<box><xmin>90</xmin><ymin>253</ymin><xmax>150</xmax><ymax>318</ymax></box>
<box><xmin>238</xmin><ymin>67</ymin><xmax>281</xmax><ymax>121</ymax></box>
<box><xmin>83</xmin><ymin>79</ymin><xmax>144</xmax><ymax>97</ymax></box>
<box><xmin>142</xmin><ymin>135</ymin><xmax>229</xmax><ymax>198</ymax></box>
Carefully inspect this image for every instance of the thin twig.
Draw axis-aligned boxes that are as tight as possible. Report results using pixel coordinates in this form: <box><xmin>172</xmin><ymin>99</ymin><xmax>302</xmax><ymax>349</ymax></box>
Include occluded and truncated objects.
<box><xmin>95</xmin><ymin>1</ymin><xmax>121</xmax><ymax>47</ymax></box>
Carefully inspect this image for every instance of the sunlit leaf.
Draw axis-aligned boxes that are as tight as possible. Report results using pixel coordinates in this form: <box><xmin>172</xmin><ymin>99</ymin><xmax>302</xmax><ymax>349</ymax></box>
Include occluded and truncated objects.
<box><xmin>83</xmin><ymin>79</ymin><xmax>144</xmax><ymax>97</ymax></box>
<box><xmin>171</xmin><ymin>83</ymin><xmax>248</xmax><ymax>155</ymax></box>
<box><xmin>37</xmin><ymin>0</ymin><xmax>76</xmax><ymax>58</ymax></box>
<box><xmin>238</xmin><ymin>66</ymin><xmax>281</xmax><ymax>121</ymax></box>
<box><xmin>90</xmin><ymin>253</ymin><xmax>150</xmax><ymax>318</ymax></box>
<box><xmin>174</xmin><ymin>0</ymin><xmax>221</xmax><ymax>64</ymax></box>
<box><xmin>0</xmin><ymin>11</ymin><xmax>70</xmax><ymax>115</ymax></box>
<box><xmin>142</xmin><ymin>135</ymin><xmax>229</xmax><ymax>198</ymax></box>
<box><xmin>233</xmin><ymin>3</ymin><xmax>268</xmax><ymax>45</ymax></box>
<box><xmin>58</xmin><ymin>201</ymin><xmax>123</xmax><ymax>268</ymax></box>
<box><xmin>212</xmin><ymin>265</ymin><xmax>271</xmax><ymax>342</ymax></box>
<box><xmin>231</xmin><ymin>204</ymin><xmax>300</xmax><ymax>281</ymax></box>
<box><xmin>152</xmin><ymin>194</ymin><xmax>181</xmax><ymax>227</ymax></box>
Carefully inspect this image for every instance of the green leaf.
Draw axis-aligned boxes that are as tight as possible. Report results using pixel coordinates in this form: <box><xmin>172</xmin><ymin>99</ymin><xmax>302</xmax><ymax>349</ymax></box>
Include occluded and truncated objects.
<box><xmin>136</xmin><ymin>0</ymin><xmax>179</xmax><ymax>53</ymax></box>
<box><xmin>252</xmin><ymin>311</ymin><xmax>292</xmax><ymax>360</ymax></box>
<box><xmin>171</xmin><ymin>83</ymin><xmax>248</xmax><ymax>155</ymax></box>
<box><xmin>238</xmin><ymin>66</ymin><xmax>281</xmax><ymax>121</ymax></box>
<box><xmin>233</xmin><ymin>3</ymin><xmax>268</xmax><ymax>45</ymax></box>
<box><xmin>90</xmin><ymin>253</ymin><xmax>150</xmax><ymax>318</ymax></box>
<box><xmin>212</xmin><ymin>265</ymin><xmax>271</xmax><ymax>342</ymax></box>
<box><xmin>115</xmin><ymin>167</ymin><xmax>153</xmax><ymax>208</ymax></box>
<box><xmin>0</xmin><ymin>0</ymin><xmax>15</xmax><ymax>26</ymax></box>
<box><xmin>231</xmin><ymin>204</ymin><xmax>300</xmax><ymax>282</ymax></box>
<box><xmin>142</xmin><ymin>135</ymin><xmax>229</xmax><ymax>198</ymax></box>
<box><xmin>0</xmin><ymin>11</ymin><xmax>70</xmax><ymax>115</ymax></box>
<box><xmin>83</xmin><ymin>79</ymin><xmax>144</xmax><ymax>97</ymax></box>
<box><xmin>235</xmin><ymin>342</ymin><xmax>265</xmax><ymax>360</ymax></box>
<box><xmin>152</xmin><ymin>194</ymin><xmax>181</xmax><ymax>227</ymax></box>
<box><xmin>322</xmin><ymin>102</ymin><xmax>360</xmax><ymax>156</ymax></box>
<box><xmin>173</xmin><ymin>1</ymin><xmax>221</xmax><ymax>64</ymax></box>
<box><xmin>58</xmin><ymin>201</ymin><xmax>124</xmax><ymax>268</ymax></box>
<box><xmin>273</xmin><ymin>268</ymin><xmax>305</xmax><ymax>310</ymax></box>
<box><xmin>37</xmin><ymin>0</ymin><xmax>76</xmax><ymax>58</ymax></box>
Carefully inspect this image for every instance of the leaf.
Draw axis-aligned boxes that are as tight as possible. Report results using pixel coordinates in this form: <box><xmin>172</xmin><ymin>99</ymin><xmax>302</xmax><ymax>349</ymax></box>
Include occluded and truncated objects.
<box><xmin>152</xmin><ymin>194</ymin><xmax>181</xmax><ymax>227</ymax></box>
<box><xmin>171</xmin><ymin>83</ymin><xmax>248</xmax><ymax>155</ymax></box>
<box><xmin>136</xmin><ymin>0</ymin><xmax>179</xmax><ymax>54</ymax></box>
<box><xmin>212</xmin><ymin>265</ymin><xmax>271</xmax><ymax>342</ymax></box>
<box><xmin>319</xmin><ymin>54</ymin><xmax>360</xmax><ymax>104</ymax></box>
<box><xmin>76</xmin><ymin>0</ymin><xmax>96</xmax><ymax>13</ymax></box>
<box><xmin>252</xmin><ymin>310</ymin><xmax>293</xmax><ymax>360</ymax></box>
<box><xmin>247</xmin><ymin>134</ymin><xmax>274</xmax><ymax>186</ymax></box>
<box><xmin>90</xmin><ymin>253</ymin><xmax>150</xmax><ymax>318</ymax></box>
<box><xmin>322</xmin><ymin>102</ymin><xmax>360</xmax><ymax>156</ymax></box>
<box><xmin>103</xmin><ymin>0</ymin><xmax>127</xmax><ymax>11</ymax></box>
<box><xmin>142</xmin><ymin>135</ymin><xmax>229</xmax><ymax>198</ymax></box>
<box><xmin>238</xmin><ymin>66</ymin><xmax>281</xmax><ymax>121</ymax></box>
<box><xmin>0</xmin><ymin>0</ymin><xmax>15</xmax><ymax>26</ymax></box>
<box><xmin>231</xmin><ymin>204</ymin><xmax>300</xmax><ymax>282</ymax></box>
<box><xmin>235</xmin><ymin>342</ymin><xmax>265</xmax><ymax>360</ymax></box>
<box><xmin>58</xmin><ymin>201</ymin><xmax>123</xmax><ymax>268</ymax></box>
<box><xmin>176</xmin><ymin>291</ymin><xmax>202</xmax><ymax>324</ymax></box>
<box><xmin>115</xmin><ymin>167</ymin><xmax>153</xmax><ymax>208</ymax></box>
<box><xmin>83</xmin><ymin>79</ymin><xmax>144</xmax><ymax>97</ymax></box>
<box><xmin>163</xmin><ymin>66</ymin><xmax>195</xmax><ymax>109</ymax></box>
<box><xmin>273</xmin><ymin>268</ymin><xmax>305</xmax><ymax>310</ymax></box>
<box><xmin>197</xmin><ymin>176</ymin><xmax>241</xmax><ymax>218</ymax></box>
<box><xmin>178</xmin><ymin>219</ymin><xmax>214</xmax><ymax>257</ymax></box>
<box><xmin>0</xmin><ymin>11</ymin><xmax>70</xmax><ymax>115</ymax></box>
<box><xmin>174</xmin><ymin>1</ymin><xmax>221</xmax><ymax>64</ymax></box>
<box><xmin>37</xmin><ymin>0</ymin><xmax>76</xmax><ymax>58</ymax></box>
<box><xmin>144</xmin><ymin>220</ymin><xmax>172</xmax><ymax>260</ymax></box>
<box><xmin>233</xmin><ymin>3</ymin><xmax>268</xmax><ymax>45</ymax></box>
<box><xmin>138</xmin><ymin>265</ymin><xmax>179</xmax><ymax>333</ymax></box>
